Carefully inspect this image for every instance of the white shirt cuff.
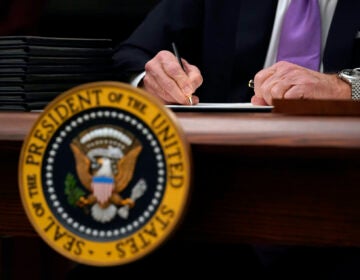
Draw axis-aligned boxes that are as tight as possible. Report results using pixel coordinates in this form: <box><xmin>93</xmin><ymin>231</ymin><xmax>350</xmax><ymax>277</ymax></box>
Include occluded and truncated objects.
<box><xmin>130</xmin><ymin>71</ymin><xmax>146</xmax><ymax>87</ymax></box>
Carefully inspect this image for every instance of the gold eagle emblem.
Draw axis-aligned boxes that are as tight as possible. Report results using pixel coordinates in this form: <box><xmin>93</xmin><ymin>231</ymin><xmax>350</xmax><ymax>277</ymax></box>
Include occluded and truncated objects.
<box><xmin>69</xmin><ymin>126</ymin><xmax>145</xmax><ymax>223</ymax></box>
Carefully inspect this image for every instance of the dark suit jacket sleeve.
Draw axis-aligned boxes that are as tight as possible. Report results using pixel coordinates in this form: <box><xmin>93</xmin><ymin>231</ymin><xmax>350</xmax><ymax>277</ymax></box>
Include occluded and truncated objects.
<box><xmin>112</xmin><ymin>0</ymin><xmax>204</xmax><ymax>82</ymax></box>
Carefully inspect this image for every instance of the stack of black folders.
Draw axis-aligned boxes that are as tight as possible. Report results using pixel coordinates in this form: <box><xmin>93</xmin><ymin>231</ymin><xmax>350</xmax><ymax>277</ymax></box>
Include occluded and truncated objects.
<box><xmin>0</xmin><ymin>36</ymin><xmax>114</xmax><ymax>111</ymax></box>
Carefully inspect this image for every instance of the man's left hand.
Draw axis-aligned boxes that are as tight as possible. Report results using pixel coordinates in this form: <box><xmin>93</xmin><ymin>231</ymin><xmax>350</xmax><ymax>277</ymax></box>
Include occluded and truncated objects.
<box><xmin>251</xmin><ymin>61</ymin><xmax>351</xmax><ymax>105</ymax></box>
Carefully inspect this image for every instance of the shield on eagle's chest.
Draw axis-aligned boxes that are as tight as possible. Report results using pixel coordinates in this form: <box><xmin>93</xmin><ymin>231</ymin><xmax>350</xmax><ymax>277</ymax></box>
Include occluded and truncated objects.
<box><xmin>91</xmin><ymin>176</ymin><xmax>114</xmax><ymax>204</ymax></box>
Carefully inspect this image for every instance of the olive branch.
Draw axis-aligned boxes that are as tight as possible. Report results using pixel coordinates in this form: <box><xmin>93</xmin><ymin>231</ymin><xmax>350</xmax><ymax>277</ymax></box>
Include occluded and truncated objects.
<box><xmin>64</xmin><ymin>173</ymin><xmax>85</xmax><ymax>207</ymax></box>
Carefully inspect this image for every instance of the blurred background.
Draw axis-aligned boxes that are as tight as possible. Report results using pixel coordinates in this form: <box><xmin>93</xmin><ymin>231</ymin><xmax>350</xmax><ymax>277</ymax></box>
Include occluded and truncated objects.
<box><xmin>0</xmin><ymin>0</ymin><xmax>160</xmax><ymax>44</ymax></box>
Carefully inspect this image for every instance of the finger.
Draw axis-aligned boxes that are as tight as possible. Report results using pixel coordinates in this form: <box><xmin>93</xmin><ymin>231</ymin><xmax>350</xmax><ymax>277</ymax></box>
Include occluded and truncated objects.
<box><xmin>254</xmin><ymin>63</ymin><xmax>278</xmax><ymax>89</ymax></box>
<box><xmin>183</xmin><ymin>59</ymin><xmax>203</xmax><ymax>90</ymax></box>
<box><xmin>283</xmin><ymin>84</ymin><xmax>310</xmax><ymax>99</ymax></box>
<box><xmin>254</xmin><ymin>68</ymin><xmax>276</xmax><ymax>103</ymax></box>
<box><xmin>267</xmin><ymin>79</ymin><xmax>295</xmax><ymax>102</ymax></box>
<box><xmin>251</xmin><ymin>95</ymin><xmax>268</xmax><ymax>105</ymax></box>
<box><xmin>190</xmin><ymin>95</ymin><xmax>199</xmax><ymax>105</ymax></box>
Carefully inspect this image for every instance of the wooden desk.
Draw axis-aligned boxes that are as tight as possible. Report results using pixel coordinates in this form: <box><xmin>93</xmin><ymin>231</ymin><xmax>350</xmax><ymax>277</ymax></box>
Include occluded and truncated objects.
<box><xmin>1</xmin><ymin>111</ymin><xmax>360</xmax><ymax>247</ymax></box>
<box><xmin>1</xmin><ymin>111</ymin><xmax>360</xmax><ymax>278</ymax></box>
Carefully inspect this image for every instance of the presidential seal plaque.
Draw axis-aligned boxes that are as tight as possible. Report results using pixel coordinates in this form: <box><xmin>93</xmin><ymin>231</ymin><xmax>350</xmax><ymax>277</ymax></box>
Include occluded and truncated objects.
<box><xmin>18</xmin><ymin>81</ymin><xmax>192</xmax><ymax>266</ymax></box>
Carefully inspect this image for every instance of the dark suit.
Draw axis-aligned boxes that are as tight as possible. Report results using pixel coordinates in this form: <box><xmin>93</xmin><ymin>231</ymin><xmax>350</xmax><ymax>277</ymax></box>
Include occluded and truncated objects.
<box><xmin>113</xmin><ymin>0</ymin><xmax>360</xmax><ymax>102</ymax></box>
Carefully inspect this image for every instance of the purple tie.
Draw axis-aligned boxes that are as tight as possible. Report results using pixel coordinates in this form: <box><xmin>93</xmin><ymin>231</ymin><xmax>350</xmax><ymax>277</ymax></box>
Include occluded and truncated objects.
<box><xmin>276</xmin><ymin>0</ymin><xmax>321</xmax><ymax>71</ymax></box>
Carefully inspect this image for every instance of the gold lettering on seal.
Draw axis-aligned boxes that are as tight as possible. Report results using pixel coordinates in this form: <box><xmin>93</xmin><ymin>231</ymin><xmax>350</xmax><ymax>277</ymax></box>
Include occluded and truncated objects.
<box><xmin>44</xmin><ymin>216</ymin><xmax>85</xmax><ymax>256</ymax></box>
<box><xmin>115</xmin><ymin>204</ymin><xmax>175</xmax><ymax>258</ymax></box>
<box><xmin>151</xmin><ymin>113</ymin><xmax>185</xmax><ymax>188</ymax></box>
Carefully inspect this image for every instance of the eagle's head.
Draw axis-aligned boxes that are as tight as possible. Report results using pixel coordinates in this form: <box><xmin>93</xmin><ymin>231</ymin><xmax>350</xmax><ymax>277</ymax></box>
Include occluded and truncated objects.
<box><xmin>94</xmin><ymin>157</ymin><xmax>113</xmax><ymax>177</ymax></box>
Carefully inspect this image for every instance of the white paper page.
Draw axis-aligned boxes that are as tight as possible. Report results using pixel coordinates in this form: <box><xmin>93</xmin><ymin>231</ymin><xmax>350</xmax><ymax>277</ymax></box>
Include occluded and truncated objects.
<box><xmin>167</xmin><ymin>102</ymin><xmax>273</xmax><ymax>111</ymax></box>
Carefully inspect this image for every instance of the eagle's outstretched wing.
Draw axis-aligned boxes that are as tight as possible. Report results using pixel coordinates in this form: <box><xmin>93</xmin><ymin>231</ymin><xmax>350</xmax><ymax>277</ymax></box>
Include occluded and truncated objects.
<box><xmin>115</xmin><ymin>144</ymin><xmax>142</xmax><ymax>193</ymax></box>
<box><xmin>70</xmin><ymin>142</ymin><xmax>92</xmax><ymax>190</ymax></box>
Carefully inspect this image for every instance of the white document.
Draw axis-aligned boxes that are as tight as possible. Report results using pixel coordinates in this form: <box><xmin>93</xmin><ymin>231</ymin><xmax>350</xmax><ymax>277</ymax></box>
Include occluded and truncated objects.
<box><xmin>167</xmin><ymin>102</ymin><xmax>273</xmax><ymax>112</ymax></box>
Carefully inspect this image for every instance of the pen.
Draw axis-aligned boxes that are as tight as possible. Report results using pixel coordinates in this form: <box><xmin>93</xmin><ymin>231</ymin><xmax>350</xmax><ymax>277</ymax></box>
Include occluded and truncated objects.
<box><xmin>171</xmin><ymin>42</ymin><xmax>193</xmax><ymax>105</ymax></box>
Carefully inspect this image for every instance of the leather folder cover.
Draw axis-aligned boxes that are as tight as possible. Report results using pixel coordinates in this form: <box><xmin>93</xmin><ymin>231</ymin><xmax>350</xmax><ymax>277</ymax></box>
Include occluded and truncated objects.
<box><xmin>0</xmin><ymin>36</ymin><xmax>113</xmax><ymax>48</ymax></box>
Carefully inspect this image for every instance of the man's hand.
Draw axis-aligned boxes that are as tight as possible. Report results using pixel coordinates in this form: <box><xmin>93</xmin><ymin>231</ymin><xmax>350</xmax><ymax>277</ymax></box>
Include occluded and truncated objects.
<box><xmin>251</xmin><ymin>61</ymin><xmax>351</xmax><ymax>105</ymax></box>
<box><xmin>141</xmin><ymin>50</ymin><xmax>203</xmax><ymax>105</ymax></box>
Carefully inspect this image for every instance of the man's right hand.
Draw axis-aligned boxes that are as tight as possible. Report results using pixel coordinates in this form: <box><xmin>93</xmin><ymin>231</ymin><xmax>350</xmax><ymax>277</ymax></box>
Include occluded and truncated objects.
<box><xmin>141</xmin><ymin>50</ymin><xmax>203</xmax><ymax>105</ymax></box>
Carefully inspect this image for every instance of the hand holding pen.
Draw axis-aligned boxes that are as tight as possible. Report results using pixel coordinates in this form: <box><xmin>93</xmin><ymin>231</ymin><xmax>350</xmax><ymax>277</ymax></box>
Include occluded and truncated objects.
<box><xmin>141</xmin><ymin>43</ymin><xmax>203</xmax><ymax>105</ymax></box>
